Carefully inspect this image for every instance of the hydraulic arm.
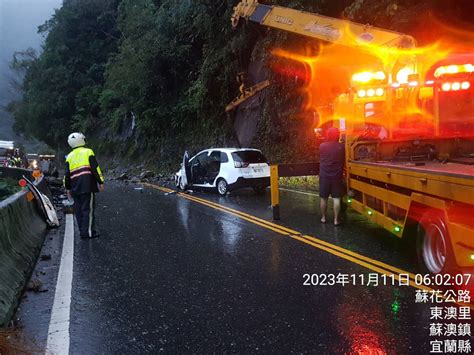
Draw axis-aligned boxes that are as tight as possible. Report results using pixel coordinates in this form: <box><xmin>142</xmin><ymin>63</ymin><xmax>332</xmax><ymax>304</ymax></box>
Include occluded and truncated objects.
<box><xmin>227</xmin><ymin>1</ymin><xmax>417</xmax><ymax>112</ymax></box>
<box><xmin>231</xmin><ymin>0</ymin><xmax>416</xmax><ymax>50</ymax></box>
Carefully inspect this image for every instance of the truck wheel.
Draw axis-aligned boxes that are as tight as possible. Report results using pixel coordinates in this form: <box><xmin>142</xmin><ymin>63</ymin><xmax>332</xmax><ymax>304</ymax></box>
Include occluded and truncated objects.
<box><xmin>416</xmin><ymin>211</ymin><xmax>453</xmax><ymax>274</ymax></box>
<box><xmin>216</xmin><ymin>178</ymin><xmax>228</xmax><ymax>196</ymax></box>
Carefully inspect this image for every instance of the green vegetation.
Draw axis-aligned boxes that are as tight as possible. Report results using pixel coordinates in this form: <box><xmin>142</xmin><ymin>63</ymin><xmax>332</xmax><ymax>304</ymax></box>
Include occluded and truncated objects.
<box><xmin>0</xmin><ymin>178</ymin><xmax>21</xmax><ymax>201</ymax></box>
<box><xmin>7</xmin><ymin>0</ymin><xmax>471</xmax><ymax>170</ymax></box>
<box><xmin>280</xmin><ymin>176</ymin><xmax>319</xmax><ymax>192</ymax></box>
<box><xmin>8</xmin><ymin>0</ymin><xmax>241</xmax><ymax>168</ymax></box>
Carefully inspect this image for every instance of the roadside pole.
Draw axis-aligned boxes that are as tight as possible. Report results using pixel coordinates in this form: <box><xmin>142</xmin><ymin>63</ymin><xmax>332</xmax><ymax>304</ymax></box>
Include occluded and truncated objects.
<box><xmin>270</xmin><ymin>165</ymin><xmax>280</xmax><ymax>220</ymax></box>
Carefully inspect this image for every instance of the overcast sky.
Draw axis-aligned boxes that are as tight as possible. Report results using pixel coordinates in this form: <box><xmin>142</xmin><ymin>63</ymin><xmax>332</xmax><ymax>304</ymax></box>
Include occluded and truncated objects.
<box><xmin>0</xmin><ymin>0</ymin><xmax>62</xmax><ymax>102</ymax></box>
<box><xmin>0</xmin><ymin>0</ymin><xmax>62</xmax><ymax>140</ymax></box>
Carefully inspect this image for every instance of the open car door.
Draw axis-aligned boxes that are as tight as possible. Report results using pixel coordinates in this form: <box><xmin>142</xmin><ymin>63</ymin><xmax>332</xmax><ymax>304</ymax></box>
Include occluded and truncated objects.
<box><xmin>179</xmin><ymin>151</ymin><xmax>191</xmax><ymax>190</ymax></box>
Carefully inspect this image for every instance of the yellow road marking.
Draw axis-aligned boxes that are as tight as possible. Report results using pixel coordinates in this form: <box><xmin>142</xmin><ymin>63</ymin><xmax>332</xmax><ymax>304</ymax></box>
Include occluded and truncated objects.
<box><xmin>302</xmin><ymin>234</ymin><xmax>417</xmax><ymax>280</ymax></box>
<box><xmin>194</xmin><ymin>193</ymin><xmax>416</xmax><ymax>278</ymax></box>
<box><xmin>144</xmin><ymin>183</ymin><xmax>474</xmax><ymax>308</ymax></box>
<box><xmin>152</xmin><ymin>184</ymin><xmax>417</xmax><ymax>280</ymax></box>
<box><xmin>184</xmin><ymin>194</ymin><xmax>424</xmax><ymax>288</ymax></box>
<box><xmin>144</xmin><ymin>184</ymin><xmax>288</xmax><ymax>235</ymax></box>
<box><xmin>291</xmin><ymin>234</ymin><xmax>432</xmax><ymax>291</ymax></box>
<box><xmin>146</xmin><ymin>183</ymin><xmax>418</xmax><ymax>279</ymax></box>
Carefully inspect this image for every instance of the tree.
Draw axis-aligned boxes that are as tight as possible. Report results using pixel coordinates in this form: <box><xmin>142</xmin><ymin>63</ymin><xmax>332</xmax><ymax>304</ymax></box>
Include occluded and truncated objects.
<box><xmin>9</xmin><ymin>0</ymin><xmax>120</xmax><ymax>147</ymax></box>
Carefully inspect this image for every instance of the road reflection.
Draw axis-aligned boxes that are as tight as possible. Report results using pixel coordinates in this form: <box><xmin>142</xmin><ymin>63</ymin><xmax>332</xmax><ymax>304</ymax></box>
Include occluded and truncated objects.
<box><xmin>176</xmin><ymin>197</ymin><xmax>191</xmax><ymax>234</ymax></box>
<box><xmin>218</xmin><ymin>216</ymin><xmax>242</xmax><ymax>254</ymax></box>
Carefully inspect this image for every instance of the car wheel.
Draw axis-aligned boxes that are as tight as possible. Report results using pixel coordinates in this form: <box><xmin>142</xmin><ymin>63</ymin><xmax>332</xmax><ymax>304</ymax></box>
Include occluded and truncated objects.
<box><xmin>416</xmin><ymin>210</ymin><xmax>453</xmax><ymax>274</ymax></box>
<box><xmin>216</xmin><ymin>178</ymin><xmax>228</xmax><ymax>196</ymax></box>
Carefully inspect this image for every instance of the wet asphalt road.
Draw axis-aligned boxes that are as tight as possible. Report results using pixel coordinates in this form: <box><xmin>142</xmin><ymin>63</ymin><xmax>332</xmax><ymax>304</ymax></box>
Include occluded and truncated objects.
<box><xmin>18</xmin><ymin>182</ymin><xmax>445</xmax><ymax>353</ymax></box>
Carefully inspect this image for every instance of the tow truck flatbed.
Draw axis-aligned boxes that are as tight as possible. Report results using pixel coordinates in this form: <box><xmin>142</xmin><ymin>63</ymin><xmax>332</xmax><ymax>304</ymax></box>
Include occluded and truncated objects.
<box><xmin>352</xmin><ymin>160</ymin><xmax>474</xmax><ymax>180</ymax></box>
<box><xmin>348</xmin><ymin>160</ymin><xmax>474</xmax><ymax>207</ymax></box>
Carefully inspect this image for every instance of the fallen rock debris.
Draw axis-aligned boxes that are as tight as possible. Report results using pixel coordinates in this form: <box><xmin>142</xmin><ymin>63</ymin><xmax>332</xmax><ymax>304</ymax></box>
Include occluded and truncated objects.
<box><xmin>40</xmin><ymin>254</ymin><xmax>51</xmax><ymax>261</ymax></box>
<box><xmin>26</xmin><ymin>279</ymin><xmax>47</xmax><ymax>293</ymax></box>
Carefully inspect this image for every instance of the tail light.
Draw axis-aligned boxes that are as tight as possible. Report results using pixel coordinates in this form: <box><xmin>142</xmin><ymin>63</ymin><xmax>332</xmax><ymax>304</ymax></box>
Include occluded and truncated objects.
<box><xmin>441</xmin><ymin>81</ymin><xmax>470</xmax><ymax>92</ymax></box>
<box><xmin>234</xmin><ymin>161</ymin><xmax>249</xmax><ymax>168</ymax></box>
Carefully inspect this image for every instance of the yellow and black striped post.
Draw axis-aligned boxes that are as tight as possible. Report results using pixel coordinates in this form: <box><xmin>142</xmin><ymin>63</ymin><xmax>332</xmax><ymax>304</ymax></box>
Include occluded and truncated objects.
<box><xmin>270</xmin><ymin>165</ymin><xmax>280</xmax><ymax>220</ymax></box>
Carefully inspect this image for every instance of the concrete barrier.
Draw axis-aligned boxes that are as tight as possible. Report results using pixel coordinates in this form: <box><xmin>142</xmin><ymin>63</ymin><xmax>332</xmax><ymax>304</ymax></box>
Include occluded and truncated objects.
<box><xmin>0</xmin><ymin>167</ymin><xmax>32</xmax><ymax>182</ymax></box>
<box><xmin>0</xmin><ymin>169</ymin><xmax>49</xmax><ymax>326</ymax></box>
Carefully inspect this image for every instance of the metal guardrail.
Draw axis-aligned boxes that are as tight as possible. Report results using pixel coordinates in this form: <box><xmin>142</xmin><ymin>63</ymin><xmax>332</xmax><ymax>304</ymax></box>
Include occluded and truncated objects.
<box><xmin>270</xmin><ymin>162</ymin><xmax>319</xmax><ymax>220</ymax></box>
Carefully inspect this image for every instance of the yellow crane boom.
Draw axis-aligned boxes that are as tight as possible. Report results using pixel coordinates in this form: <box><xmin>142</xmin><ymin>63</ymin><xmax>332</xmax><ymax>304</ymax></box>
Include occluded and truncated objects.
<box><xmin>231</xmin><ymin>0</ymin><xmax>416</xmax><ymax>50</ymax></box>
<box><xmin>226</xmin><ymin>1</ymin><xmax>417</xmax><ymax>112</ymax></box>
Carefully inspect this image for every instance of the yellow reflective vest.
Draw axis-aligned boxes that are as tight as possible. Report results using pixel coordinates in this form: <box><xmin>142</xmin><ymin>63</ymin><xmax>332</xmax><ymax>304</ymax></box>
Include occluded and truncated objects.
<box><xmin>64</xmin><ymin>146</ymin><xmax>104</xmax><ymax>194</ymax></box>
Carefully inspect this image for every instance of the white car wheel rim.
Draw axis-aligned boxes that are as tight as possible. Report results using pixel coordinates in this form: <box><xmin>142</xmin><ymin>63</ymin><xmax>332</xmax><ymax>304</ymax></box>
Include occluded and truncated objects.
<box><xmin>218</xmin><ymin>181</ymin><xmax>226</xmax><ymax>194</ymax></box>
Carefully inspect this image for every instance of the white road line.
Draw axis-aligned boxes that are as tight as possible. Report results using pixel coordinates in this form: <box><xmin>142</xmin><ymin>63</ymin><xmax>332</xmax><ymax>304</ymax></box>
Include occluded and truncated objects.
<box><xmin>46</xmin><ymin>213</ymin><xmax>74</xmax><ymax>355</ymax></box>
<box><xmin>279</xmin><ymin>187</ymin><xmax>320</xmax><ymax>197</ymax></box>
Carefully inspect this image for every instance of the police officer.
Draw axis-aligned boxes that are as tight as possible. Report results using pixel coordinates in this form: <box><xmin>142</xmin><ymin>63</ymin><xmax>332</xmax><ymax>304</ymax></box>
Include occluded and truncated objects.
<box><xmin>64</xmin><ymin>132</ymin><xmax>104</xmax><ymax>238</ymax></box>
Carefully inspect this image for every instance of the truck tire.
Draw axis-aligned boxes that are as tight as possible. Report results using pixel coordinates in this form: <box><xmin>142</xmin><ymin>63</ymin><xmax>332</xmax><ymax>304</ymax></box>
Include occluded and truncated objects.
<box><xmin>416</xmin><ymin>210</ymin><xmax>454</xmax><ymax>274</ymax></box>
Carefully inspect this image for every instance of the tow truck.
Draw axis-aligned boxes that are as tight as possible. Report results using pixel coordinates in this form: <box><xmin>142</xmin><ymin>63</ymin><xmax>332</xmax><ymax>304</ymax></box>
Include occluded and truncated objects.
<box><xmin>231</xmin><ymin>0</ymin><xmax>474</xmax><ymax>274</ymax></box>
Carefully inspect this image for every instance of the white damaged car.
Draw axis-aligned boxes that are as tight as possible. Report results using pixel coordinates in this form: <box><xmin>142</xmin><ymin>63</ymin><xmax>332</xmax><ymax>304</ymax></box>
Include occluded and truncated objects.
<box><xmin>175</xmin><ymin>148</ymin><xmax>270</xmax><ymax>196</ymax></box>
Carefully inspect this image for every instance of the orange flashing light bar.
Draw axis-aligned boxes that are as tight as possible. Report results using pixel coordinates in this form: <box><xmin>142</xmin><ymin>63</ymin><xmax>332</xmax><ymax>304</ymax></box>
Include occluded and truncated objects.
<box><xmin>352</xmin><ymin>71</ymin><xmax>386</xmax><ymax>84</ymax></box>
<box><xmin>434</xmin><ymin>64</ymin><xmax>474</xmax><ymax>78</ymax></box>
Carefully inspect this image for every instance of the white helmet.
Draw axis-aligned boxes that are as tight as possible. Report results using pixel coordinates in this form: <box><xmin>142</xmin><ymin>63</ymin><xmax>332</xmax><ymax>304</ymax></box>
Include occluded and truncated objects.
<box><xmin>67</xmin><ymin>132</ymin><xmax>86</xmax><ymax>148</ymax></box>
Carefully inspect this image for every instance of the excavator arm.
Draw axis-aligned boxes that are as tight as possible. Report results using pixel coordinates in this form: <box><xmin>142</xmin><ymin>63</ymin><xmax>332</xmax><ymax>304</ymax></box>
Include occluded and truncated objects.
<box><xmin>231</xmin><ymin>0</ymin><xmax>416</xmax><ymax>49</ymax></box>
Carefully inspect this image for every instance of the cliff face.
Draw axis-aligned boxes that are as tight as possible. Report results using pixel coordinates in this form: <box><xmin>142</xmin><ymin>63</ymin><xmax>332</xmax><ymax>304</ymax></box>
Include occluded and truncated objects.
<box><xmin>7</xmin><ymin>0</ymin><xmax>474</xmax><ymax>169</ymax></box>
